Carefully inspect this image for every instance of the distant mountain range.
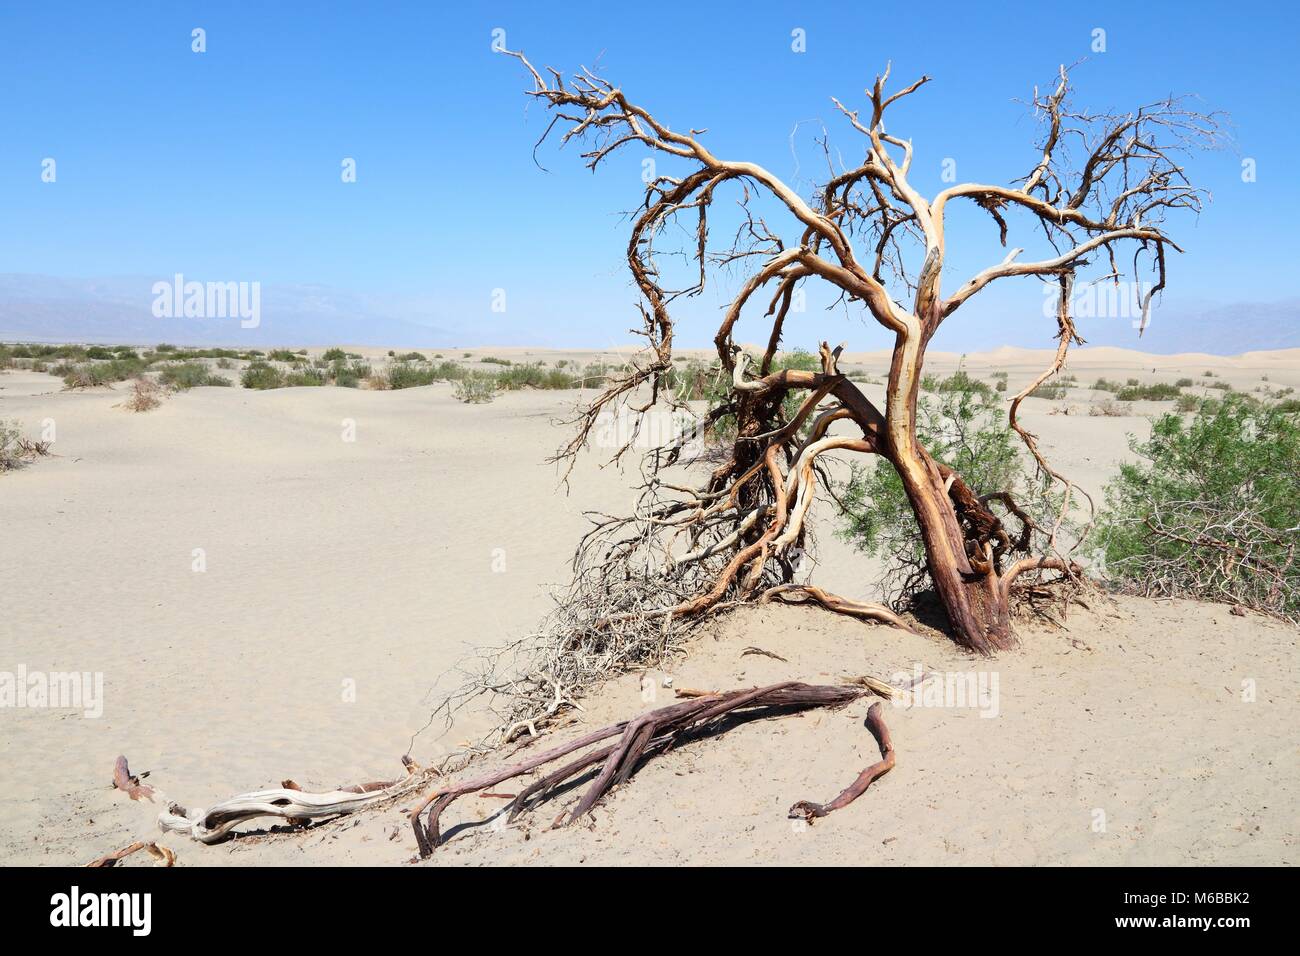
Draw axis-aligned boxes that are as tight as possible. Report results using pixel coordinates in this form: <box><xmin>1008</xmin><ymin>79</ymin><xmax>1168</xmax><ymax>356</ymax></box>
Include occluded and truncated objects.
<box><xmin>1</xmin><ymin>273</ymin><xmax>1296</xmax><ymax>355</ymax></box>
<box><xmin>0</xmin><ymin>274</ymin><xmax>452</xmax><ymax>348</ymax></box>
<box><xmin>1073</xmin><ymin>299</ymin><xmax>1300</xmax><ymax>354</ymax></box>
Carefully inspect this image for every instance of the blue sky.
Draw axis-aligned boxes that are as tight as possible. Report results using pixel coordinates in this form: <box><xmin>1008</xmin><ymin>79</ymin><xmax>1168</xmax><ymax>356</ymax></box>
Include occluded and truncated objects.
<box><xmin>1</xmin><ymin>1</ymin><xmax>1296</xmax><ymax>351</ymax></box>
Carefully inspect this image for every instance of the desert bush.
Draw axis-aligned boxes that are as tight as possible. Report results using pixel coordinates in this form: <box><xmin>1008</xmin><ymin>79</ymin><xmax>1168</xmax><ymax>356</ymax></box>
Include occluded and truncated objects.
<box><xmin>480</xmin><ymin>356</ymin><xmax>513</xmax><ymax>366</ymax></box>
<box><xmin>283</xmin><ymin>368</ymin><xmax>326</xmax><ymax>386</ymax></box>
<box><xmin>322</xmin><ymin>347</ymin><xmax>347</xmax><ymax>362</ymax></box>
<box><xmin>329</xmin><ymin>360</ymin><xmax>370</xmax><ymax>388</ymax></box>
<box><xmin>1096</xmin><ymin>393</ymin><xmax>1300</xmax><ymax>622</ymax></box>
<box><xmin>122</xmin><ymin>377</ymin><xmax>164</xmax><ymax>411</ymax></box>
<box><xmin>267</xmin><ymin>349</ymin><xmax>302</xmax><ymax>362</ymax></box>
<box><xmin>157</xmin><ymin>362</ymin><xmax>230</xmax><ymax>389</ymax></box>
<box><xmin>397</xmin><ymin>351</ymin><xmax>427</xmax><ymax>362</ymax></box>
<box><xmin>1208</xmin><ymin>380</ymin><xmax>1232</xmax><ymax>391</ymax></box>
<box><xmin>1093</xmin><ymin>378</ymin><xmax>1121</xmax><ymax>393</ymax></box>
<box><xmin>454</xmin><ymin>372</ymin><xmax>498</xmax><ymax>403</ymax></box>
<box><xmin>0</xmin><ymin>420</ymin><xmax>50</xmax><ymax>472</ymax></box>
<box><xmin>495</xmin><ymin>363</ymin><xmax>579</xmax><ymax>390</ymax></box>
<box><xmin>1031</xmin><ymin>382</ymin><xmax>1068</xmax><ymax>400</ymax></box>
<box><xmin>933</xmin><ymin>364</ymin><xmax>995</xmax><ymax>401</ymax></box>
<box><xmin>240</xmin><ymin>361</ymin><xmax>285</xmax><ymax>389</ymax></box>
<box><xmin>839</xmin><ymin>389</ymin><xmax>1053</xmax><ymax>605</ymax></box>
<box><xmin>61</xmin><ymin>358</ymin><xmax>146</xmax><ymax>388</ymax></box>
<box><xmin>1115</xmin><ymin>382</ymin><xmax>1182</xmax><ymax>401</ymax></box>
<box><xmin>1175</xmin><ymin>393</ymin><xmax>1201</xmax><ymax>413</ymax></box>
<box><xmin>386</xmin><ymin>362</ymin><xmax>438</xmax><ymax>389</ymax></box>
<box><xmin>1174</xmin><ymin>377</ymin><xmax>1194</xmax><ymax>388</ymax></box>
<box><xmin>1090</xmin><ymin>398</ymin><xmax>1131</xmax><ymax>417</ymax></box>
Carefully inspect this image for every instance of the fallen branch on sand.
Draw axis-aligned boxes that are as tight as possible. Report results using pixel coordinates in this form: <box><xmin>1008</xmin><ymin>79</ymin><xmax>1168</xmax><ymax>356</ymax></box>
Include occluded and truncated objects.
<box><xmin>159</xmin><ymin>757</ymin><xmax>420</xmax><ymax>844</ymax></box>
<box><xmin>789</xmin><ymin>701</ymin><xmax>896</xmax><ymax>822</ymax></box>
<box><xmin>112</xmin><ymin>755</ymin><xmax>155</xmax><ymax>802</ymax></box>
<box><xmin>86</xmin><ymin>841</ymin><xmax>176</xmax><ymax>868</ymax></box>
<box><xmin>408</xmin><ymin>680</ymin><xmax>895</xmax><ymax>858</ymax></box>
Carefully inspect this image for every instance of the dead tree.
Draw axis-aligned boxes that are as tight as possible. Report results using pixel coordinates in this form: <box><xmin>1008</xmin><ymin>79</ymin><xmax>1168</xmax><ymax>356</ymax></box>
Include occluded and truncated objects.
<box><xmin>508</xmin><ymin>54</ymin><xmax>1220</xmax><ymax>654</ymax></box>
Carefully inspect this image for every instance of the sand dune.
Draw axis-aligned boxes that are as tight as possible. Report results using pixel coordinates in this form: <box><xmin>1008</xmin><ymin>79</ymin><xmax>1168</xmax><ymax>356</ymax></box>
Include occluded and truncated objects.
<box><xmin>0</xmin><ymin>350</ymin><xmax>1295</xmax><ymax>866</ymax></box>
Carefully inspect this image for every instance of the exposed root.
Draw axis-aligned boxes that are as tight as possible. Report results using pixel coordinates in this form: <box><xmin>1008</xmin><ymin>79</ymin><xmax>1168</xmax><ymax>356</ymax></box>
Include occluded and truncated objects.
<box><xmin>759</xmin><ymin>584</ymin><xmax>916</xmax><ymax>633</ymax></box>
<box><xmin>159</xmin><ymin>757</ymin><xmax>422</xmax><ymax>844</ymax></box>
<box><xmin>408</xmin><ymin>681</ymin><xmax>885</xmax><ymax>858</ymax></box>
<box><xmin>789</xmin><ymin>700</ymin><xmax>895</xmax><ymax>822</ymax></box>
<box><xmin>85</xmin><ymin>841</ymin><xmax>176</xmax><ymax>868</ymax></box>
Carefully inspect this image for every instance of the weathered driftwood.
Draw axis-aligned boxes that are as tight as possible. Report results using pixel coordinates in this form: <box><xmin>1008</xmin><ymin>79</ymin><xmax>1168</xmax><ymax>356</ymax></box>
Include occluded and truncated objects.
<box><xmin>86</xmin><ymin>841</ymin><xmax>175</xmax><ymax>868</ymax></box>
<box><xmin>408</xmin><ymin>680</ymin><xmax>894</xmax><ymax>858</ymax></box>
<box><xmin>789</xmin><ymin>701</ymin><xmax>896</xmax><ymax>822</ymax></box>
<box><xmin>159</xmin><ymin>757</ymin><xmax>418</xmax><ymax>844</ymax></box>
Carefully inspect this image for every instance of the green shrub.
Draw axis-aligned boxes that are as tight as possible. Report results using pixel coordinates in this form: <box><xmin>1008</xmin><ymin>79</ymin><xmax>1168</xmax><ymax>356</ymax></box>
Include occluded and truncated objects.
<box><xmin>934</xmin><ymin>366</ymin><xmax>995</xmax><ymax>401</ymax></box>
<box><xmin>1096</xmin><ymin>393</ymin><xmax>1300</xmax><ymax>622</ymax></box>
<box><xmin>61</xmin><ymin>358</ymin><xmax>147</xmax><ymax>388</ymax></box>
<box><xmin>322</xmin><ymin>348</ymin><xmax>347</xmax><ymax>362</ymax></box>
<box><xmin>1115</xmin><ymin>382</ymin><xmax>1182</xmax><ymax>401</ymax></box>
<box><xmin>397</xmin><ymin>351</ymin><xmax>427</xmax><ymax>362</ymax></box>
<box><xmin>495</xmin><ymin>363</ymin><xmax>580</xmax><ymax>390</ymax></box>
<box><xmin>240</xmin><ymin>361</ymin><xmax>285</xmax><ymax>389</ymax></box>
<box><xmin>157</xmin><ymin>362</ymin><xmax>230</xmax><ymax>389</ymax></box>
<box><xmin>839</xmin><ymin>389</ymin><xmax>1040</xmax><ymax>604</ymax></box>
<box><xmin>387</xmin><ymin>362</ymin><xmax>439</xmax><ymax>389</ymax></box>
<box><xmin>334</xmin><ymin>361</ymin><xmax>371</xmax><ymax>387</ymax></box>
<box><xmin>480</xmin><ymin>356</ymin><xmax>512</xmax><ymax>366</ymax></box>
<box><xmin>283</xmin><ymin>368</ymin><xmax>326</xmax><ymax>387</ymax></box>
<box><xmin>1174</xmin><ymin>377</ymin><xmax>1194</xmax><ymax>388</ymax></box>
<box><xmin>454</xmin><ymin>372</ymin><xmax>498</xmax><ymax>403</ymax></box>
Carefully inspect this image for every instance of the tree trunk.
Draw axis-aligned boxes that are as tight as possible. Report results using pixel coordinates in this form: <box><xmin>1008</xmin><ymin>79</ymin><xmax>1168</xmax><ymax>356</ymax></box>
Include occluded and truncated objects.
<box><xmin>886</xmin><ymin>333</ymin><xmax>1015</xmax><ymax>655</ymax></box>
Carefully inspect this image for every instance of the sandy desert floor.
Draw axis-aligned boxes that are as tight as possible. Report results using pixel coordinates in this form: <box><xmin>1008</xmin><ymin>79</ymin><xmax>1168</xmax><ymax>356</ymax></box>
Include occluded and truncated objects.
<box><xmin>1</xmin><ymin>345</ymin><xmax>1296</xmax><ymax>866</ymax></box>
